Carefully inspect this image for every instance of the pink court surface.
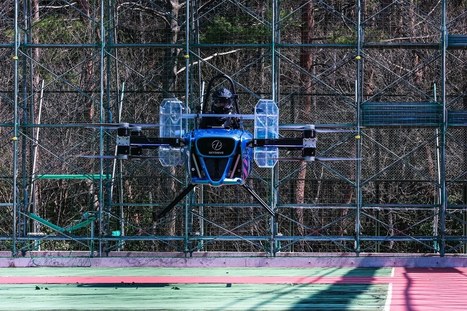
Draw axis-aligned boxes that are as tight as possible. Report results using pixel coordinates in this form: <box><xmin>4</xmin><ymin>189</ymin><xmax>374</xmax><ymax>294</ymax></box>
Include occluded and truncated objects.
<box><xmin>0</xmin><ymin>254</ymin><xmax>466</xmax><ymax>310</ymax></box>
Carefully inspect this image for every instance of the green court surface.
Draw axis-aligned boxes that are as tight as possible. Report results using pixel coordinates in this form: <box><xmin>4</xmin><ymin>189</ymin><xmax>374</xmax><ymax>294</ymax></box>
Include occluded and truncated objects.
<box><xmin>0</xmin><ymin>267</ymin><xmax>391</xmax><ymax>310</ymax></box>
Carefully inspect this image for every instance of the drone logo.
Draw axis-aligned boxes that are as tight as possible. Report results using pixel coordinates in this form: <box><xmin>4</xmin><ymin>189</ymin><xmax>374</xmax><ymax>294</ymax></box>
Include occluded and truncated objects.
<box><xmin>211</xmin><ymin>140</ymin><xmax>223</xmax><ymax>151</ymax></box>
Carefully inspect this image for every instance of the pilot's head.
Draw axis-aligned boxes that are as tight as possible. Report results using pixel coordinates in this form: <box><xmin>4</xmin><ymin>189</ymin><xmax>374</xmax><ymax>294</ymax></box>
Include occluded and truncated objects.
<box><xmin>212</xmin><ymin>87</ymin><xmax>234</xmax><ymax>114</ymax></box>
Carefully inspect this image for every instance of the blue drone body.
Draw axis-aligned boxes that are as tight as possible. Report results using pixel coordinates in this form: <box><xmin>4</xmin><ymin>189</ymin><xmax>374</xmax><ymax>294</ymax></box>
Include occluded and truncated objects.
<box><xmin>189</xmin><ymin>129</ymin><xmax>253</xmax><ymax>186</ymax></box>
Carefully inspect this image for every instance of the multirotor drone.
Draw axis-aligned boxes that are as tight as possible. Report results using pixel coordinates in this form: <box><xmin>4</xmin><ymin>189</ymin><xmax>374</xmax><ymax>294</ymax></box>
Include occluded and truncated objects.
<box><xmin>113</xmin><ymin>74</ymin><xmax>354</xmax><ymax>219</ymax></box>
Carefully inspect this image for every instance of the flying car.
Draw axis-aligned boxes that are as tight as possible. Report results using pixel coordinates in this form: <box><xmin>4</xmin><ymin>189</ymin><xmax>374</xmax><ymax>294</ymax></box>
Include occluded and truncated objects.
<box><xmin>113</xmin><ymin>74</ymin><xmax>353</xmax><ymax>218</ymax></box>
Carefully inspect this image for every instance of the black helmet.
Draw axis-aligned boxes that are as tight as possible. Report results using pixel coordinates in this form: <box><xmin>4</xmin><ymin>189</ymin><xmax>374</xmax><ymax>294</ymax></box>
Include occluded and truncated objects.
<box><xmin>212</xmin><ymin>87</ymin><xmax>234</xmax><ymax>113</ymax></box>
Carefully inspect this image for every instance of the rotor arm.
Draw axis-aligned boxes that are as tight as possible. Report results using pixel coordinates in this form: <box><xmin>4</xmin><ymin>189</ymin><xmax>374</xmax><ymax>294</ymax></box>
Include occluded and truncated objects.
<box><xmin>252</xmin><ymin>127</ymin><xmax>317</xmax><ymax>160</ymax></box>
<box><xmin>130</xmin><ymin>136</ymin><xmax>184</xmax><ymax>148</ymax></box>
<box><xmin>116</xmin><ymin>126</ymin><xmax>185</xmax><ymax>158</ymax></box>
<box><xmin>252</xmin><ymin>137</ymin><xmax>303</xmax><ymax>149</ymax></box>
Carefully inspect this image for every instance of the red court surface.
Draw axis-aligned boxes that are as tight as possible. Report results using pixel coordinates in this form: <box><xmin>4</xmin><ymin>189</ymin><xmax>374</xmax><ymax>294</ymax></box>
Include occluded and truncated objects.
<box><xmin>1</xmin><ymin>267</ymin><xmax>466</xmax><ymax>310</ymax></box>
<box><xmin>389</xmin><ymin>268</ymin><xmax>467</xmax><ymax>311</ymax></box>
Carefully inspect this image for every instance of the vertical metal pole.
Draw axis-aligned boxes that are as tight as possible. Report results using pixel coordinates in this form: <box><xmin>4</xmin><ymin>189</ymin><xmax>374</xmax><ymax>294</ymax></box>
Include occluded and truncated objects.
<box><xmin>355</xmin><ymin>0</ymin><xmax>364</xmax><ymax>256</ymax></box>
<box><xmin>90</xmin><ymin>221</ymin><xmax>95</xmax><ymax>257</ymax></box>
<box><xmin>184</xmin><ymin>0</ymin><xmax>191</xmax><ymax>255</ymax></box>
<box><xmin>270</xmin><ymin>0</ymin><xmax>280</xmax><ymax>256</ymax></box>
<box><xmin>439</xmin><ymin>0</ymin><xmax>448</xmax><ymax>256</ymax></box>
<box><xmin>20</xmin><ymin>0</ymin><xmax>29</xmax><ymax>242</ymax></box>
<box><xmin>12</xmin><ymin>0</ymin><xmax>20</xmax><ymax>256</ymax></box>
<box><xmin>185</xmin><ymin>3</ymin><xmax>190</xmax><ymax>107</ymax></box>
<box><xmin>104</xmin><ymin>0</ymin><xmax>115</xmax><ymax>253</ymax></box>
<box><xmin>98</xmin><ymin>0</ymin><xmax>106</xmax><ymax>256</ymax></box>
<box><xmin>271</xmin><ymin>0</ymin><xmax>277</xmax><ymax>103</ymax></box>
<box><xmin>30</xmin><ymin>80</ymin><xmax>45</xmax><ymax>234</ymax></box>
<box><xmin>113</xmin><ymin>82</ymin><xmax>125</xmax><ymax>251</ymax></box>
<box><xmin>433</xmin><ymin>84</ymin><xmax>440</xmax><ymax>252</ymax></box>
<box><xmin>192</xmin><ymin>0</ymin><xmax>204</xmax><ymax>251</ymax></box>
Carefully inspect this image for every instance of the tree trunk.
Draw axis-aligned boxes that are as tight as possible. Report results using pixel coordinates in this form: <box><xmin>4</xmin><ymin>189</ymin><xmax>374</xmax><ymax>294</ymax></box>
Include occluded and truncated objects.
<box><xmin>161</xmin><ymin>1</ymin><xmax>182</xmax><ymax>236</ymax></box>
<box><xmin>31</xmin><ymin>0</ymin><xmax>41</xmax><ymax>233</ymax></box>
<box><xmin>295</xmin><ymin>1</ymin><xmax>314</xmax><ymax>238</ymax></box>
<box><xmin>77</xmin><ymin>0</ymin><xmax>96</xmax><ymax>121</ymax></box>
<box><xmin>162</xmin><ymin>0</ymin><xmax>181</xmax><ymax>97</ymax></box>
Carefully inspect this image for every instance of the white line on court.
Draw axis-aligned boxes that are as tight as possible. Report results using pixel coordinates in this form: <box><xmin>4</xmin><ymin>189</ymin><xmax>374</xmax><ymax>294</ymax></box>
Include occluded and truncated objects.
<box><xmin>384</xmin><ymin>267</ymin><xmax>395</xmax><ymax>311</ymax></box>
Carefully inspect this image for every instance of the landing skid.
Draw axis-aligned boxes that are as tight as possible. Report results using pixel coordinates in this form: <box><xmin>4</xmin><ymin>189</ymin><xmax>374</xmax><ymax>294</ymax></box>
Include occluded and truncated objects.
<box><xmin>156</xmin><ymin>184</ymin><xmax>196</xmax><ymax>219</ymax></box>
<box><xmin>242</xmin><ymin>184</ymin><xmax>275</xmax><ymax>217</ymax></box>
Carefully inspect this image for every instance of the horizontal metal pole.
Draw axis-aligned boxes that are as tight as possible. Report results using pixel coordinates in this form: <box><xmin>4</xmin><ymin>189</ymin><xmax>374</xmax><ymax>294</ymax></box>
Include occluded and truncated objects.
<box><xmin>35</xmin><ymin>174</ymin><xmax>110</xmax><ymax>180</ymax></box>
<box><xmin>3</xmin><ymin>235</ymin><xmax>463</xmax><ymax>243</ymax></box>
<box><xmin>2</xmin><ymin>42</ymin><xmax>459</xmax><ymax>50</ymax></box>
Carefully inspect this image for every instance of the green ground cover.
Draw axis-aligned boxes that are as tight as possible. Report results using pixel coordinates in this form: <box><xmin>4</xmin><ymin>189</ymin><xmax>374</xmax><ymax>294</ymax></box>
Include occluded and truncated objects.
<box><xmin>0</xmin><ymin>267</ymin><xmax>390</xmax><ymax>310</ymax></box>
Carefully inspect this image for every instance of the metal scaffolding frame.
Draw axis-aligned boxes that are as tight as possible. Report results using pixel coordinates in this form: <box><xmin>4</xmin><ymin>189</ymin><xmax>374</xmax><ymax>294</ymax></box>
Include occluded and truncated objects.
<box><xmin>0</xmin><ymin>0</ymin><xmax>466</xmax><ymax>257</ymax></box>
